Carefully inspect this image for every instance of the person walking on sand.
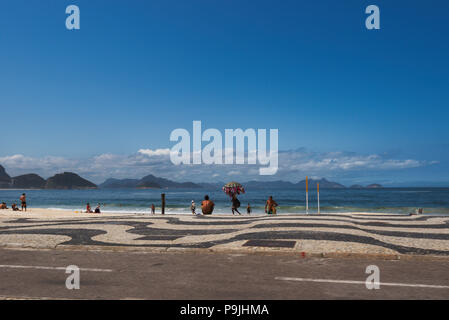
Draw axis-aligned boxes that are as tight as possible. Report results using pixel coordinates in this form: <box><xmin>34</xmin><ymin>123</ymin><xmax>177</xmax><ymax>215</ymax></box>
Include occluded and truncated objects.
<box><xmin>265</xmin><ymin>196</ymin><xmax>278</xmax><ymax>215</ymax></box>
<box><xmin>151</xmin><ymin>203</ymin><xmax>155</xmax><ymax>214</ymax></box>
<box><xmin>20</xmin><ymin>193</ymin><xmax>26</xmax><ymax>212</ymax></box>
<box><xmin>190</xmin><ymin>200</ymin><xmax>196</xmax><ymax>215</ymax></box>
<box><xmin>201</xmin><ymin>195</ymin><xmax>215</xmax><ymax>215</ymax></box>
<box><xmin>231</xmin><ymin>194</ymin><xmax>241</xmax><ymax>215</ymax></box>
<box><xmin>246</xmin><ymin>203</ymin><xmax>252</xmax><ymax>215</ymax></box>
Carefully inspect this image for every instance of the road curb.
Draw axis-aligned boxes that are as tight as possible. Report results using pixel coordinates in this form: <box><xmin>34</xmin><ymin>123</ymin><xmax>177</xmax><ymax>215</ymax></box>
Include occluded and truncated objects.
<box><xmin>2</xmin><ymin>243</ymin><xmax>449</xmax><ymax>262</ymax></box>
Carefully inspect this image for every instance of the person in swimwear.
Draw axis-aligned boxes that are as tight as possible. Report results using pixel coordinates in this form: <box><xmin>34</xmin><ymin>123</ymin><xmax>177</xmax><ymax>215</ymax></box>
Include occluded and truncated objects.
<box><xmin>20</xmin><ymin>193</ymin><xmax>27</xmax><ymax>211</ymax></box>
<box><xmin>201</xmin><ymin>195</ymin><xmax>215</xmax><ymax>215</ymax></box>
<box><xmin>265</xmin><ymin>196</ymin><xmax>278</xmax><ymax>215</ymax></box>
<box><xmin>190</xmin><ymin>200</ymin><xmax>196</xmax><ymax>215</ymax></box>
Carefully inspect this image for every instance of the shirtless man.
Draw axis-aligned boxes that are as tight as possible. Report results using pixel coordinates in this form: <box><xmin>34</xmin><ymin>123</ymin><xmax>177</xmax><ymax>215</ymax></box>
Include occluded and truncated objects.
<box><xmin>265</xmin><ymin>196</ymin><xmax>278</xmax><ymax>215</ymax></box>
<box><xmin>201</xmin><ymin>195</ymin><xmax>215</xmax><ymax>215</ymax></box>
<box><xmin>20</xmin><ymin>193</ymin><xmax>27</xmax><ymax>211</ymax></box>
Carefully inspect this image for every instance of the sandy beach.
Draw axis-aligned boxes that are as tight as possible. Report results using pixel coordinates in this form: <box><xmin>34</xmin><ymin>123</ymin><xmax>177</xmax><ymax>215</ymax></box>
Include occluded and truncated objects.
<box><xmin>0</xmin><ymin>208</ymin><xmax>130</xmax><ymax>219</ymax></box>
<box><xmin>0</xmin><ymin>207</ymin><xmax>409</xmax><ymax>218</ymax></box>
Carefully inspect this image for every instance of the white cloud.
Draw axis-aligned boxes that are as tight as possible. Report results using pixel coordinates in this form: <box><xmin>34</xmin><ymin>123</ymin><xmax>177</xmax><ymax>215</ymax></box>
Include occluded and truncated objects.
<box><xmin>283</xmin><ymin>153</ymin><xmax>423</xmax><ymax>172</ymax></box>
<box><xmin>138</xmin><ymin>148</ymin><xmax>171</xmax><ymax>157</ymax></box>
<box><xmin>0</xmin><ymin>154</ymin><xmax>76</xmax><ymax>171</ymax></box>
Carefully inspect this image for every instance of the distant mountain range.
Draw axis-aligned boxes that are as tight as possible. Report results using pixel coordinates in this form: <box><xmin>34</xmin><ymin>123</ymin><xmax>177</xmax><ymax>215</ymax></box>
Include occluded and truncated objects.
<box><xmin>99</xmin><ymin>174</ymin><xmax>201</xmax><ymax>189</ymax></box>
<box><xmin>100</xmin><ymin>177</ymin><xmax>381</xmax><ymax>190</ymax></box>
<box><xmin>45</xmin><ymin>172</ymin><xmax>96</xmax><ymax>190</ymax></box>
<box><xmin>0</xmin><ymin>164</ymin><xmax>383</xmax><ymax>190</ymax></box>
<box><xmin>0</xmin><ymin>165</ymin><xmax>97</xmax><ymax>190</ymax></box>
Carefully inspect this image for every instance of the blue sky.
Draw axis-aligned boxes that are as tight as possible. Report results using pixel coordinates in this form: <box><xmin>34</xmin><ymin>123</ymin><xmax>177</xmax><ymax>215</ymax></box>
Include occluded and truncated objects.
<box><xmin>1</xmin><ymin>0</ymin><xmax>448</xmax><ymax>185</ymax></box>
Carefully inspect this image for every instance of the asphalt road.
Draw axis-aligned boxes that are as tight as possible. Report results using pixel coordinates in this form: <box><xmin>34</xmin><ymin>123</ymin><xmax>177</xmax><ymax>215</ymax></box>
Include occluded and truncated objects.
<box><xmin>0</xmin><ymin>248</ymin><xmax>448</xmax><ymax>300</ymax></box>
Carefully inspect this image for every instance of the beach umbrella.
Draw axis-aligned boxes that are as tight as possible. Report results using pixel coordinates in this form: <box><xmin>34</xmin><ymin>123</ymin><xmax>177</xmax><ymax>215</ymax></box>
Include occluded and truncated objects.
<box><xmin>223</xmin><ymin>182</ymin><xmax>245</xmax><ymax>197</ymax></box>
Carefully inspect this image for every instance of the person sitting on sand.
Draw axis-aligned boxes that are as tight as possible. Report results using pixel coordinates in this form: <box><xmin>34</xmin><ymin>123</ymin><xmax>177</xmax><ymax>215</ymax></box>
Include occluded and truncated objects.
<box><xmin>265</xmin><ymin>196</ymin><xmax>278</xmax><ymax>215</ymax></box>
<box><xmin>190</xmin><ymin>200</ymin><xmax>196</xmax><ymax>215</ymax></box>
<box><xmin>201</xmin><ymin>195</ymin><xmax>215</xmax><ymax>215</ymax></box>
<box><xmin>86</xmin><ymin>203</ymin><xmax>93</xmax><ymax>213</ymax></box>
<box><xmin>247</xmin><ymin>203</ymin><xmax>252</xmax><ymax>215</ymax></box>
<box><xmin>94</xmin><ymin>204</ymin><xmax>101</xmax><ymax>214</ymax></box>
<box><xmin>12</xmin><ymin>203</ymin><xmax>19</xmax><ymax>211</ymax></box>
<box><xmin>0</xmin><ymin>202</ymin><xmax>8</xmax><ymax>209</ymax></box>
<box><xmin>231</xmin><ymin>194</ymin><xmax>241</xmax><ymax>215</ymax></box>
<box><xmin>20</xmin><ymin>193</ymin><xmax>27</xmax><ymax>212</ymax></box>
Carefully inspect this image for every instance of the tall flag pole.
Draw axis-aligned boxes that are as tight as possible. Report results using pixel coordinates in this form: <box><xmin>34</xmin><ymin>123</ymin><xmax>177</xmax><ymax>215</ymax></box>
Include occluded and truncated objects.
<box><xmin>317</xmin><ymin>183</ymin><xmax>320</xmax><ymax>214</ymax></box>
<box><xmin>306</xmin><ymin>176</ymin><xmax>309</xmax><ymax>215</ymax></box>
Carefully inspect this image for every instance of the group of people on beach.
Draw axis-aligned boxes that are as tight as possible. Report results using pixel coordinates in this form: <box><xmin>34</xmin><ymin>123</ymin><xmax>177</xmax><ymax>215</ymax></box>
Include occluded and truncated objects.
<box><xmin>85</xmin><ymin>203</ymin><xmax>102</xmax><ymax>214</ymax></box>
<box><xmin>0</xmin><ymin>193</ymin><xmax>27</xmax><ymax>212</ymax></box>
<box><xmin>189</xmin><ymin>195</ymin><xmax>278</xmax><ymax>215</ymax></box>
<box><xmin>190</xmin><ymin>195</ymin><xmax>216</xmax><ymax>215</ymax></box>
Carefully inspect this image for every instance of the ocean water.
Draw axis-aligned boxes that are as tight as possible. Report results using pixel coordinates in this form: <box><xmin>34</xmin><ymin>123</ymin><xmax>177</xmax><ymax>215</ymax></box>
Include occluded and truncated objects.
<box><xmin>1</xmin><ymin>188</ymin><xmax>449</xmax><ymax>215</ymax></box>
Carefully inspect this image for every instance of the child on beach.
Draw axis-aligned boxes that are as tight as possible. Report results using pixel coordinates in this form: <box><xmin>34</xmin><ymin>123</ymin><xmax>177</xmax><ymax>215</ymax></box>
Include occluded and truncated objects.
<box><xmin>190</xmin><ymin>200</ymin><xmax>196</xmax><ymax>215</ymax></box>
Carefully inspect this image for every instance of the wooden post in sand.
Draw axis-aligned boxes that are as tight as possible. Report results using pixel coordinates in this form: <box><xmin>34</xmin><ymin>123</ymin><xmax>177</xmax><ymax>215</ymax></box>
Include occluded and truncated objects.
<box><xmin>317</xmin><ymin>183</ymin><xmax>320</xmax><ymax>214</ymax></box>
<box><xmin>161</xmin><ymin>193</ymin><xmax>165</xmax><ymax>215</ymax></box>
<box><xmin>306</xmin><ymin>176</ymin><xmax>309</xmax><ymax>215</ymax></box>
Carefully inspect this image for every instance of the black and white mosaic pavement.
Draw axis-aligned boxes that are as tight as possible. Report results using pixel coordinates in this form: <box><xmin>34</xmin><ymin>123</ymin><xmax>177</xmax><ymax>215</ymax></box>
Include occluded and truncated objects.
<box><xmin>1</xmin><ymin>213</ymin><xmax>449</xmax><ymax>256</ymax></box>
